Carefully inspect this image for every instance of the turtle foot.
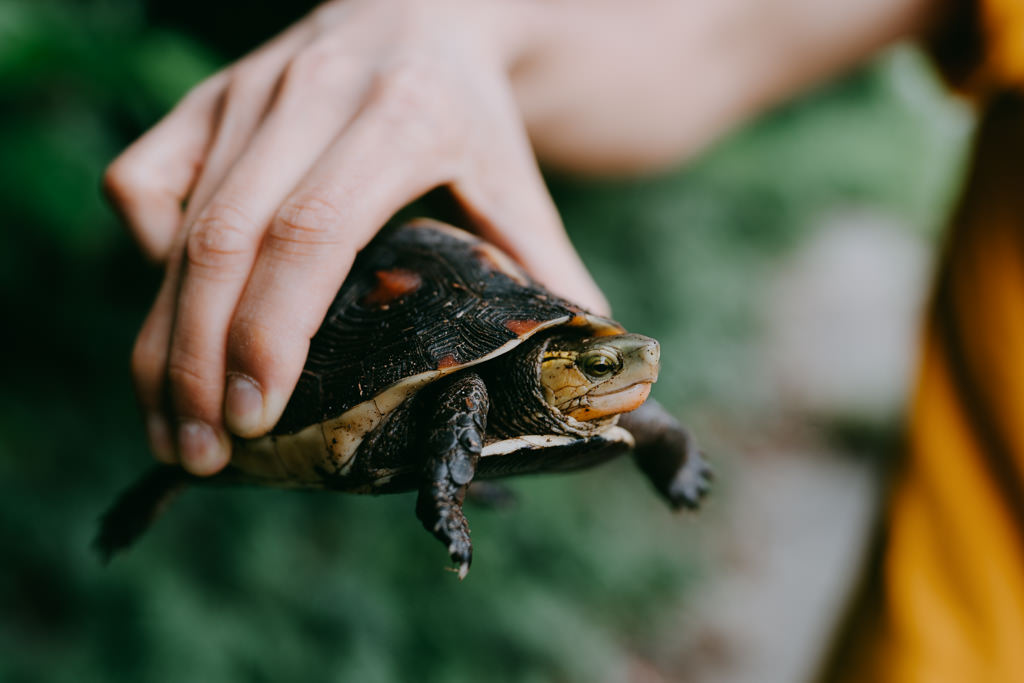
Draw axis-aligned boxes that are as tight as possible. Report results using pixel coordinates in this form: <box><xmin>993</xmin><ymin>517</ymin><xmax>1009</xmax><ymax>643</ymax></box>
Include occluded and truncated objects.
<box><xmin>665</xmin><ymin>450</ymin><xmax>713</xmax><ymax>511</ymax></box>
<box><xmin>417</xmin><ymin>372</ymin><xmax>486</xmax><ymax>578</ymax></box>
<box><xmin>416</xmin><ymin>487</ymin><xmax>473</xmax><ymax>578</ymax></box>
<box><xmin>621</xmin><ymin>400</ymin><xmax>712</xmax><ymax>511</ymax></box>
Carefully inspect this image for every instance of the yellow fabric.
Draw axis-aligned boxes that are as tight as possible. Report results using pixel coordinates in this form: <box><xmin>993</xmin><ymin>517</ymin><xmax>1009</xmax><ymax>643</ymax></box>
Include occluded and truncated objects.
<box><xmin>874</xmin><ymin>97</ymin><xmax>1024</xmax><ymax>680</ymax></box>
<box><xmin>817</xmin><ymin>3</ymin><xmax>1024</xmax><ymax>680</ymax></box>
<box><xmin>929</xmin><ymin>0</ymin><xmax>1024</xmax><ymax>95</ymax></box>
<box><xmin>972</xmin><ymin>0</ymin><xmax>1024</xmax><ymax>91</ymax></box>
<box><xmin>866</xmin><ymin>3</ymin><xmax>1024</xmax><ymax>676</ymax></box>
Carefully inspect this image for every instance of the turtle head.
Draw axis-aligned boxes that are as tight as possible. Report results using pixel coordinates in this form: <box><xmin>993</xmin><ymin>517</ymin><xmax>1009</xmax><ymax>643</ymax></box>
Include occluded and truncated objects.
<box><xmin>539</xmin><ymin>333</ymin><xmax>659</xmax><ymax>421</ymax></box>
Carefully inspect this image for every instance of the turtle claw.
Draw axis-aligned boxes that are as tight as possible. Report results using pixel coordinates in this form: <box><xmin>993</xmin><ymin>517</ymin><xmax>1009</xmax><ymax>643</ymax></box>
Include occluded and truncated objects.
<box><xmin>441</xmin><ymin>514</ymin><xmax>473</xmax><ymax>577</ymax></box>
<box><xmin>665</xmin><ymin>451</ymin><xmax>713</xmax><ymax>510</ymax></box>
<box><xmin>439</xmin><ymin>505</ymin><xmax>472</xmax><ymax>553</ymax></box>
<box><xmin>445</xmin><ymin>527</ymin><xmax>472</xmax><ymax>580</ymax></box>
<box><xmin>444</xmin><ymin>559</ymin><xmax>471</xmax><ymax>581</ymax></box>
<box><xmin>417</xmin><ymin>482</ymin><xmax>475</xmax><ymax>578</ymax></box>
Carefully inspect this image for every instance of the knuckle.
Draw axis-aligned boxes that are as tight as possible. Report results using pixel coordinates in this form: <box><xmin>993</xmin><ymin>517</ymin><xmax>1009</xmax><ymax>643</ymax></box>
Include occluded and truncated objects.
<box><xmin>228</xmin><ymin>316</ymin><xmax>279</xmax><ymax>372</ymax></box>
<box><xmin>166</xmin><ymin>347</ymin><xmax>216</xmax><ymax>409</ymax></box>
<box><xmin>101</xmin><ymin>159</ymin><xmax>128</xmax><ymax>200</ymax></box>
<box><xmin>102</xmin><ymin>155</ymin><xmax>146</xmax><ymax>207</ymax></box>
<box><xmin>376</xmin><ymin>58</ymin><xmax>437</xmax><ymax>109</ymax></box>
<box><xmin>372</xmin><ymin>59</ymin><xmax>455</xmax><ymax>149</ymax></box>
<box><xmin>226</xmin><ymin>61</ymin><xmax>269</xmax><ymax>97</ymax></box>
<box><xmin>131</xmin><ymin>332</ymin><xmax>165</xmax><ymax>404</ymax></box>
<box><xmin>268</xmin><ymin>195</ymin><xmax>345</xmax><ymax>257</ymax></box>
<box><xmin>186</xmin><ymin>205</ymin><xmax>255</xmax><ymax>272</ymax></box>
<box><xmin>166</xmin><ymin>360</ymin><xmax>205</xmax><ymax>391</ymax></box>
<box><xmin>281</xmin><ymin>44</ymin><xmax>360</xmax><ymax>92</ymax></box>
<box><xmin>131</xmin><ymin>319</ymin><xmax>171</xmax><ymax>409</ymax></box>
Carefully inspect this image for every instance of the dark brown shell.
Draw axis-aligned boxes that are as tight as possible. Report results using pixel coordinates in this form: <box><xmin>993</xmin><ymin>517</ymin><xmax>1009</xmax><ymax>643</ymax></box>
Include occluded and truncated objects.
<box><xmin>272</xmin><ymin>219</ymin><xmax>622</xmax><ymax>434</ymax></box>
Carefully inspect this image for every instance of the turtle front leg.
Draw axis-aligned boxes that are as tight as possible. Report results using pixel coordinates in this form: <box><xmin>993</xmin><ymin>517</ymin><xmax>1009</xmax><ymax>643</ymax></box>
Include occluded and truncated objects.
<box><xmin>415</xmin><ymin>372</ymin><xmax>488</xmax><ymax>579</ymax></box>
<box><xmin>619</xmin><ymin>400</ymin><xmax>711</xmax><ymax>510</ymax></box>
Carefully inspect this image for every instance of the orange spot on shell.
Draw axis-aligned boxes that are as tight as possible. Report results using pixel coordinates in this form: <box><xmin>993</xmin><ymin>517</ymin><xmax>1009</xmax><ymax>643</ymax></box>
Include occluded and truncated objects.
<box><xmin>505</xmin><ymin>319</ymin><xmax>544</xmax><ymax>336</ymax></box>
<box><xmin>363</xmin><ymin>268</ymin><xmax>422</xmax><ymax>306</ymax></box>
<box><xmin>437</xmin><ymin>354</ymin><xmax>459</xmax><ymax>370</ymax></box>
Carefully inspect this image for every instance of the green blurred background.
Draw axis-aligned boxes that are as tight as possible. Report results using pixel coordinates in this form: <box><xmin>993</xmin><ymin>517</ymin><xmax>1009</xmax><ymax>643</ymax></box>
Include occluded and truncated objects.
<box><xmin>0</xmin><ymin>1</ymin><xmax>970</xmax><ymax>681</ymax></box>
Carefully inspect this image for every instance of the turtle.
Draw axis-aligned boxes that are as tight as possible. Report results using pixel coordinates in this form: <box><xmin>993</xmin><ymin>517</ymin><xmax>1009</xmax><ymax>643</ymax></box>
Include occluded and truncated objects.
<box><xmin>97</xmin><ymin>218</ymin><xmax>711</xmax><ymax>578</ymax></box>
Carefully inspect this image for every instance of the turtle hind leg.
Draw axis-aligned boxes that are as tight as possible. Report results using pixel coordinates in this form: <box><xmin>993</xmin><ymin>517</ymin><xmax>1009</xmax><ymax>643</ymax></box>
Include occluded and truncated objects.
<box><xmin>415</xmin><ymin>372</ymin><xmax>488</xmax><ymax>579</ymax></box>
<box><xmin>619</xmin><ymin>400</ymin><xmax>712</xmax><ymax>510</ymax></box>
<box><xmin>94</xmin><ymin>465</ymin><xmax>189</xmax><ymax>563</ymax></box>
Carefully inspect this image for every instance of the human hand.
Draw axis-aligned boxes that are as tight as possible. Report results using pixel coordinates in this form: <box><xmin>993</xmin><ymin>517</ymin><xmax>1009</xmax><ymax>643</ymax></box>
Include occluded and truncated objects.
<box><xmin>104</xmin><ymin>0</ymin><xmax>607</xmax><ymax>475</ymax></box>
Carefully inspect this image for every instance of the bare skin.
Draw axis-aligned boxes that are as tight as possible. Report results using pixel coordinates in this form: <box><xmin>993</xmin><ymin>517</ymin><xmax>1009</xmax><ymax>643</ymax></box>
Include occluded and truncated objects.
<box><xmin>104</xmin><ymin>0</ymin><xmax>941</xmax><ymax>475</ymax></box>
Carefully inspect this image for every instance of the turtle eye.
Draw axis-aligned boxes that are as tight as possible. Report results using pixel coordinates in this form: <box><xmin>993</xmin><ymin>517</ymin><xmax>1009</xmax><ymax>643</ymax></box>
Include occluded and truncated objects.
<box><xmin>580</xmin><ymin>350</ymin><xmax>619</xmax><ymax>379</ymax></box>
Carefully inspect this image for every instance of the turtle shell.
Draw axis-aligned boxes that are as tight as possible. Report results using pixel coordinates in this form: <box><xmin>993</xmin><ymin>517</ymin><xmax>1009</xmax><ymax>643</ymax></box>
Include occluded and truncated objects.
<box><xmin>272</xmin><ymin>218</ymin><xmax>623</xmax><ymax>436</ymax></box>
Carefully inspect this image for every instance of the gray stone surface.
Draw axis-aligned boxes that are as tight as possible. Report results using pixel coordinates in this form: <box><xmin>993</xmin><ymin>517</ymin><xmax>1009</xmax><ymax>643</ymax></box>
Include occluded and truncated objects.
<box><xmin>763</xmin><ymin>212</ymin><xmax>932</xmax><ymax>423</ymax></box>
<box><xmin>649</xmin><ymin>214</ymin><xmax>933</xmax><ymax>683</ymax></box>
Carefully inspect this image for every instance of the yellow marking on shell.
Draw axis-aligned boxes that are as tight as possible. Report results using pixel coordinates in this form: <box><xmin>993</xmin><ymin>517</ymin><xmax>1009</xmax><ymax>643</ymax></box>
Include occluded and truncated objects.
<box><xmin>322</xmin><ymin>375</ymin><xmax>435</xmax><ymax>475</ymax></box>
<box><xmin>567</xmin><ymin>314</ymin><xmax>589</xmax><ymax>327</ymax></box>
<box><xmin>481</xmin><ymin>426</ymin><xmax>634</xmax><ymax>457</ymax></box>
<box><xmin>567</xmin><ymin>314</ymin><xmax>623</xmax><ymax>337</ymax></box>
<box><xmin>324</xmin><ymin>401</ymin><xmax>383</xmax><ymax>475</ymax></box>
<box><xmin>482</xmin><ymin>434</ymin><xmax>579</xmax><ymax>457</ymax></box>
<box><xmin>568</xmin><ymin>314</ymin><xmax>626</xmax><ymax>336</ymax></box>
<box><xmin>592</xmin><ymin>325</ymin><xmax>624</xmax><ymax>337</ymax></box>
<box><xmin>231</xmin><ymin>422</ymin><xmax>328</xmax><ymax>485</ymax></box>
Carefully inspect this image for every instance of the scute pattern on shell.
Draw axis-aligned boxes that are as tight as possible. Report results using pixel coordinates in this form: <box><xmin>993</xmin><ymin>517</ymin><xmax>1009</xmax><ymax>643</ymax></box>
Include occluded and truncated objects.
<box><xmin>272</xmin><ymin>220</ymin><xmax>584</xmax><ymax>435</ymax></box>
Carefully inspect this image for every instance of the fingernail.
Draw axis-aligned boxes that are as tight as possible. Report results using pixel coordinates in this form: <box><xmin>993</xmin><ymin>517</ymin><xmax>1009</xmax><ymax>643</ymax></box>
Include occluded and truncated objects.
<box><xmin>177</xmin><ymin>420</ymin><xmax>224</xmax><ymax>475</ymax></box>
<box><xmin>224</xmin><ymin>373</ymin><xmax>264</xmax><ymax>436</ymax></box>
<box><xmin>146</xmin><ymin>413</ymin><xmax>175</xmax><ymax>463</ymax></box>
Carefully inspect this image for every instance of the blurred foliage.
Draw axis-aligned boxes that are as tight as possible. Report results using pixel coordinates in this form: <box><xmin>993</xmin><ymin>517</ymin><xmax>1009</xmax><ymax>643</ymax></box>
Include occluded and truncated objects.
<box><xmin>0</xmin><ymin>1</ymin><xmax>968</xmax><ymax>681</ymax></box>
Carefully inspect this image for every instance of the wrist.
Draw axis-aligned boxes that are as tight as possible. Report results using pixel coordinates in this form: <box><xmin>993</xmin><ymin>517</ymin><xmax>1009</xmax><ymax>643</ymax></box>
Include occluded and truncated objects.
<box><xmin>459</xmin><ymin>0</ymin><xmax>557</xmax><ymax>69</ymax></box>
<box><xmin>496</xmin><ymin>0</ymin><xmax>756</xmax><ymax>171</ymax></box>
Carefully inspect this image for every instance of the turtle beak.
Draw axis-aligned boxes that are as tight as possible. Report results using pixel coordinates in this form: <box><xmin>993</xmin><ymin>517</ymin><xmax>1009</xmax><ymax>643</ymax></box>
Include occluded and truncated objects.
<box><xmin>616</xmin><ymin>334</ymin><xmax>660</xmax><ymax>384</ymax></box>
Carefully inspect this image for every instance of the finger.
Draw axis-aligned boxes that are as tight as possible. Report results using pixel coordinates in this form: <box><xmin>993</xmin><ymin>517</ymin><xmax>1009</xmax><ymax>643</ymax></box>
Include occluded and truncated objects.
<box><xmin>131</xmin><ymin>273</ymin><xmax>180</xmax><ymax>465</ymax></box>
<box><xmin>452</xmin><ymin>105</ymin><xmax>609</xmax><ymax>315</ymax></box>
<box><xmin>103</xmin><ymin>74</ymin><xmax>227</xmax><ymax>261</ymax></box>
<box><xmin>152</xmin><ymin>26</ymin><xmax>328</xmax><ymax>474</ymax></box>
<box><xmin>166</xmin><ymin>50</ymin><xmax>372</xmax><ymax>473</ymax></box>
<box><xmin>179</xmin><ymin>24</ymin><xmax>316</xmax><ymax>226</ymax></box>
<box><xmin>224</xmin><ymin>66</ymin><xmax>459</xmax><ymax>437</ymax></box>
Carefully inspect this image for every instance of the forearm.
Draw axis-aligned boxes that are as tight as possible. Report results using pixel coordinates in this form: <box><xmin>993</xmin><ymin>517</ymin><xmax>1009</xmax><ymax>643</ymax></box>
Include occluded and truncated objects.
<box><xmin>501</xmin><ymin>0</ymin><xmax>944</xmax><ymax>174</ymax></box>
